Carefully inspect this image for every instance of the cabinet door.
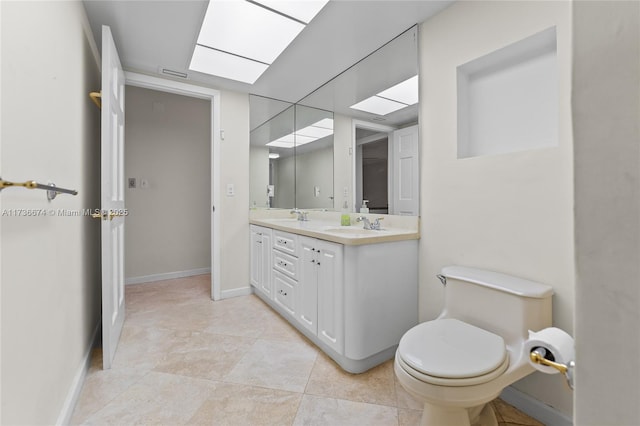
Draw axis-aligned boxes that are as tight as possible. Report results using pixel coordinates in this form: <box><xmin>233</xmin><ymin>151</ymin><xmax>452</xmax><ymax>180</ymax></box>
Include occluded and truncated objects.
<box><xmin>297</xmin><ymin>237</ymin><xmax>318</xmax><ymax>335</ymax></box>
<box><xmin>317</xmin><ymin>240</ymin><xmax>344</xmax><ymax>354</ymax></box>
<box><xmin>250</xmin><ymin>229</ymin><xmax>263</xmax><ymax>288</ymax></box>
<box><xmin>250</xmin><ymin>226</ymin><xmax>271</xmax><ymax>298</ymax></box>
<box><xmin>259</xmin><ymin>231</ymin><xmax>272</xmax><ymax>297</ymax></box>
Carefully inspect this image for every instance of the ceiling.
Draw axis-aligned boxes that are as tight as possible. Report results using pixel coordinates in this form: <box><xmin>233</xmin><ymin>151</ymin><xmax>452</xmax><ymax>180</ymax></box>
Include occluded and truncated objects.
<box><xmin>83</xmin><ymin>0</ymin><xmax>454</xmax><ymax>126</ymax></box>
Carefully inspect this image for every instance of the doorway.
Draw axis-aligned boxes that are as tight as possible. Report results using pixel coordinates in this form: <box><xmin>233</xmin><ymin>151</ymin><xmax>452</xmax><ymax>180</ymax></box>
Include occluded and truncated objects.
<box><xmin>123</xmin><ymin>85</ymin><xmax>211</xmax><ymax>289</ymax></box>
<box><xmin>125</xmin><ymin>72</ymin><xmax>222</xmax><ymax>300</ymax></box>
<box><xmin>353</xmin><ymin>120</ymin><xmax>396</xmax><ymax>213</ymax></box>
<box><xmin>356</xmin><ymin>131</ymin><xmax>389</xmax><ymax>214</ymax></box>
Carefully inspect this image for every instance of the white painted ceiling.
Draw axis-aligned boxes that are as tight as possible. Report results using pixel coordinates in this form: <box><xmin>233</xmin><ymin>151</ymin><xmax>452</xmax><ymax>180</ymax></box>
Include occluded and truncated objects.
<box><xmin>83</xmin><ymin>0</ymin><xmax>454</xmax><ymax>125</ymax></box>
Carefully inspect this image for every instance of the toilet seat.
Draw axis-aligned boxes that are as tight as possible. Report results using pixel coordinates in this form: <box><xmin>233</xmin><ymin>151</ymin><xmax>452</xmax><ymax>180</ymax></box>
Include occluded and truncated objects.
<box><xmin>397</xmin><ymin>318</ymin><xmax>509</xmax><ymax>387</ymax></box>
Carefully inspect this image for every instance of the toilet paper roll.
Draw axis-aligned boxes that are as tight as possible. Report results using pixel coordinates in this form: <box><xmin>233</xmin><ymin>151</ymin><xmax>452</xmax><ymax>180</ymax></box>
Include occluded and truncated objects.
<box><xmin>524</xmin><ymin>327</ymin><xmax>575</xmax><ymax>374</ymax></box>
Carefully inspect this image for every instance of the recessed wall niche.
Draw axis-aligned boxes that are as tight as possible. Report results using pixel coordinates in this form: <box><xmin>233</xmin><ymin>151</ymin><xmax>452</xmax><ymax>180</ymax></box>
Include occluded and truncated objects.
<box><xmin>457</xmin><ymin>27</ymin><xmax>558</xmax><ymax>159</ymax></box>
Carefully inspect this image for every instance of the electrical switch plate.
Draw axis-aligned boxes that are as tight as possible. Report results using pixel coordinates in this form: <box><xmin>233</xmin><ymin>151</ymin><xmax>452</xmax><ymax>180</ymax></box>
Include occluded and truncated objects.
<box><xmin>226</xmin><ymin>183</ymin><xmax>235</xmax><ymax>196</ymax></box>
<box><xmin>140</xmin><ymin>178</ymin><xmax>149</xmax><ymax>189</ymax></box>
<box><xmin>128</xmin><ymin>178</ymin><xmax>136</xmax><ymax>189</ymax></box>
<box><xmin>314</xmin><ymin>186</ymin><xmax>320</xmax><ymax>197</ymax></box>
<box><xmin>343</xmin><ymin>186</ymin><xmax>348</xmax><ymax>197</ymax></box>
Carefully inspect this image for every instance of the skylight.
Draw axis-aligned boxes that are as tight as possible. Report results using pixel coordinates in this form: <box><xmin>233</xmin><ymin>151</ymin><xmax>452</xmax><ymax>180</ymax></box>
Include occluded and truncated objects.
<box><xmin>190</xmin><ymin>0</ymin><xmax>329</xmax><ymax>84</ymax></box>
<box><xmin>349</xmin><ymin>75</ymin><xmax>419</xmax><ymax>115</ymax></box>
<box><xmin>266</xmin><ymin>118</ymin><xmax>334</xmax><ymax>148</ymax></box>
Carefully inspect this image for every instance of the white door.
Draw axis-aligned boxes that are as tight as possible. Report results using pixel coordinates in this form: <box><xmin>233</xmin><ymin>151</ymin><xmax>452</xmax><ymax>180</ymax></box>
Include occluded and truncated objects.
<box><xmin>391</xmin><ymin>125</ymin><xmax>419</xmax><ymax>216</ymax></box>
<box><xmin>100</xmin><ymin>25</ymin><xmax>126</xmax><ymax>369</ymax></box>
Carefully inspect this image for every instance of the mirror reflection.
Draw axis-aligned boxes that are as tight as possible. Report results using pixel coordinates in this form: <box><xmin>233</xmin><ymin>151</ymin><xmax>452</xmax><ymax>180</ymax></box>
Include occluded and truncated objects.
<box><xmin>249</xmin><ymin>97</ymin><xmax>334</xmax><ymax>210</ymax></box>
<box><xmin>294</xmin><ymin>104</ymin><xmax>334</xmax><ymax>210</ymax></box>
<box><xmin>300</xmin><ymin>25</ymin><xmax>419</xmax><ymax>216</ymax></box>
<box><xmin>249</xmin><ymin>96</ymin><xmax>294</xmax><ymax>209</ymax></box>
<box><xmin>249</xmin><ymin>25</ymin><xmax>419</xmax><ymax>215</ymax></box>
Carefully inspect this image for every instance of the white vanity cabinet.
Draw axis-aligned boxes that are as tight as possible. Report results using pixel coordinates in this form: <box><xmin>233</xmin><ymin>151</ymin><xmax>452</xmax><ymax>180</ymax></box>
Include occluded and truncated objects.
<box><xmin>299</xmin><ymin>237</ymin><xmax>343</xmax><ymax>354</ymax></box>
<box><xmin>249</xmin><ymin>220</ymin><xmax>418</xmax><ymax>373</ymax></box>
<box><xmin>250</xmin><ymin>225</ymin><xmax>272</xmax><ymax>298</ymax></box>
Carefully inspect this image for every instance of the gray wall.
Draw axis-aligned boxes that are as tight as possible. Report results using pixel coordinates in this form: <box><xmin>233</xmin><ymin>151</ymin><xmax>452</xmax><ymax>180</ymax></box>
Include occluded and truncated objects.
<box><xmin>124</xmin><ymin>86</ymin><xmax>211</xmax><ymax>280</ymax></box>
<box><xmin>296</xmin><ymin>145</ymin><xmax>334</xmax><ymax>209</ymax></box>
<box><xmin>1</xmin><ymin>1</ymin><xmax>102</xmax><ymax>423</ymax></box>
<box><xmin>271</xmin><ymin>155</ymin><xmax>295</xmax><ymax>209</ymax></box>
<box><xmin>573</xmin><ymin>1</ymin><xmax>640</xmax><ymax>423</ymax></box>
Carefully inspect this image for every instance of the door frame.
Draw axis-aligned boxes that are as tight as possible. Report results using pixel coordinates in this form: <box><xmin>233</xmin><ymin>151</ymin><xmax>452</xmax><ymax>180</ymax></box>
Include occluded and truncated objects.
<box><xmin>125</xmin><ymin>71</ymin><xmax>222</xmax><ymax>300</ymax></box>
<box><xmin>351</xmin><ymin>119</ymin><xmax>396</xmax><ymax>213</ymax></box>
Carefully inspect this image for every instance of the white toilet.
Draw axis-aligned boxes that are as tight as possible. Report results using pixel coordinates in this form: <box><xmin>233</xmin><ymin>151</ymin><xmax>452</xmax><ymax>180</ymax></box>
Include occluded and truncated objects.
<box><xmin>394</xmin><ymin>266</ymin><xmax>553</xmax><ymax>426</ymax></box>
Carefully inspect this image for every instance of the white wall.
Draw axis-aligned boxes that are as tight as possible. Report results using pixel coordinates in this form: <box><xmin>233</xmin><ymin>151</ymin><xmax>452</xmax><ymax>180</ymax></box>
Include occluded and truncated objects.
<box><xmin>219</xmin><ymin>90</ymin><xmax>250</xmax><ymax>294</ymax></box>
<box><xmin>124</xmin><ymin>86</ymin><xmax>211</xmax><ymax>280</ymax></box>
<box><xmin>573</xmin><ymin>1</ymin><xmax>640</xmax><ymax>424</ymax></box>
<box><xmin>419</xmin><ymin>1</ymin><xmax>574</xmax><ymax>417</ymax></box>
<box><xmin>0</xmin><ymin>1</ymin><xmax>102</xmax><ymax>423</ymax></box>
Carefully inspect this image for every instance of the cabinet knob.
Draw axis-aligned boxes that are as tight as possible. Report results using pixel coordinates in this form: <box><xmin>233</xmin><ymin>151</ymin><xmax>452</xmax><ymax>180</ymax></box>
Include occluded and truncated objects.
<box><xmin>317</xmin><ymin>262</ymin><xmax>321</xmax><ymax>266</ymax></box>
<box><xmin>311</xmin><ymin>259</ymin><xmax>316</xmax><ymax>264</ymax></box>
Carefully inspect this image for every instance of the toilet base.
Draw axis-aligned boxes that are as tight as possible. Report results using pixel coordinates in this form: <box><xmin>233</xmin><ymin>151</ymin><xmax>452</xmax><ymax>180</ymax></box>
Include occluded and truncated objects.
<box><xmin>420</xmin><ymin>402</ymin><xmax>498</xmax><ymax>426</ymax></box>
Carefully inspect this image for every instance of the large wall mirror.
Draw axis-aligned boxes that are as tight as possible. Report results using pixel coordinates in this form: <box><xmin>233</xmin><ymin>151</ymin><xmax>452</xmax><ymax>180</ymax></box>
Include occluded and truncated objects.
<box><xmin>249</xmin><ymin>97</ymin><xmax>334</xmax><ymax>210</ymax></box>
<box><xmin>250</xmin><ymin>25</ymin><xmax>419</xmax><ymax>215</ymax></box>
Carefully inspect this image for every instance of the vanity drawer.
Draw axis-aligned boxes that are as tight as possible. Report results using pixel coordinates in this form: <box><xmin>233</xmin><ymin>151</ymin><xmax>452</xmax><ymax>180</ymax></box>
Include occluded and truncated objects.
<box><xmin>273</xmin><ymin>270</ymin><xmax>296</xmax><ymax>317</ymax></box>
<box><xmin>273</xmin><ymin>230</ymin><xmax>297</xmax><ymax>256</ymax></box>
<box><xmin>273</xmin><ymin>249</ymin><xmax>298</xmax><ymax>280</ymax></box>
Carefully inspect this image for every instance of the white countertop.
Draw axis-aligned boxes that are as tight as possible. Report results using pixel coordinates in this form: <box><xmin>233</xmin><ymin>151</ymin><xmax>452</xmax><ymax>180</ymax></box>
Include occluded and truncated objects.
<box><xmin>250</xmin><ymin>216</ymin><xmax>420</xmax><ymax>246</ymax></box>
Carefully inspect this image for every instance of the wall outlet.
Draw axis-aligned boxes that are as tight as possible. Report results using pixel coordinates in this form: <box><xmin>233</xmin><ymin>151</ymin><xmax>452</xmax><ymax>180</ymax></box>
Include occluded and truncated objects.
<box><xmin>226</xmin><ymin>183</ymin><xmax>235</xmax><ymax>196</ymax></box>
<box><xmin>128</xmin><ymin>178</ymin><xmax>136</xmax><ymax>189</ymax></box>
<box><xmin>343</xmin><ymin>186</ymin><xmax>348</xmax><ymax>197</ymax></box>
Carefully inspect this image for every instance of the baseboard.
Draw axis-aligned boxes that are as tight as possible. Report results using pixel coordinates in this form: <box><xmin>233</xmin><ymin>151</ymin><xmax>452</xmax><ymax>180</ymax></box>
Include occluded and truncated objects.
<box><xmin>220</xmin><ymin>286</ymin><xmax>253</xmax><ymax>299</ymax></box>
<box><xmin>125</xmin><ymin>268</ymin><xmax>211</xmax><ymax>285</ymax></box>
<box><xmin>500</xmin><ymin>386</ymin><xmax>572</xmax><ymax>426</ymax></box>
<box><xmin>56</xmin><ymin>322</ymin><xmax>100</xmax><ymax>425</ymax></box>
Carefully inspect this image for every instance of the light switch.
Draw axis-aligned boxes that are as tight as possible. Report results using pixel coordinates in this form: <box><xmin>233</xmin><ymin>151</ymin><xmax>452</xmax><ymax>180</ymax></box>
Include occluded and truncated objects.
<box><xmin>226</xmin><ymin>183</ymin><xmax>235</xmax><ymax>196</ymax></box>
<box><xmin>128</xmin><ymin>178</ymin><xmax>137</xmax><ymax>189</ymax></box>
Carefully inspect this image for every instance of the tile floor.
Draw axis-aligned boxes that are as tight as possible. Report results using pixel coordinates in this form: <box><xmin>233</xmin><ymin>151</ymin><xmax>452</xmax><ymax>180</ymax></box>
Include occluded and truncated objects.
<box><xmin>71</xmin><ymin>274</ymin><xmax>544</xmax><ymax>426</ymax></box>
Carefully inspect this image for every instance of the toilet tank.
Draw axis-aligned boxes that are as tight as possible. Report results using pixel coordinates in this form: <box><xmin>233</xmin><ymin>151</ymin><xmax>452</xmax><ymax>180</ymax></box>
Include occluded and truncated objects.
<box><xmin>437</xmin><ymin>266</ymin><xmax>553</xmax><ymax>345</ymax></box>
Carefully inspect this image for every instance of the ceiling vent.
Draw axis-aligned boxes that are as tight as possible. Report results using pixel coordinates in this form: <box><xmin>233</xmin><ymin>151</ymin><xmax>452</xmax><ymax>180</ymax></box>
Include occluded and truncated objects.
<box><xmin>161</xmin><ymin>68</ymin><xmax>188</xmax><ymax>79</ymax></box>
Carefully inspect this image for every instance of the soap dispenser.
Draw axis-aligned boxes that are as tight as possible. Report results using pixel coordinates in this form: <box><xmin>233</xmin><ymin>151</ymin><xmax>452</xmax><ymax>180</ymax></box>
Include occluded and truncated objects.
<box><xmin>341</xmin><ymin>200</ymin><xmax>351</xmax><ymax>226</ymax></box>
<box><xmin>360</xmin><ymin>200</ymin><xmax>369</xmax><ymax>214</ymax></box>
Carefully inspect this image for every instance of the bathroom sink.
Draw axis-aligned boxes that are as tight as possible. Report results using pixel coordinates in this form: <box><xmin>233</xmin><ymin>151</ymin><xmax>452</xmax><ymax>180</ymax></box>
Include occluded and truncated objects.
<box><xmin>323</xmin><ymin>227</ymin><xmax>381</xmax><ymax>235</ymax></box>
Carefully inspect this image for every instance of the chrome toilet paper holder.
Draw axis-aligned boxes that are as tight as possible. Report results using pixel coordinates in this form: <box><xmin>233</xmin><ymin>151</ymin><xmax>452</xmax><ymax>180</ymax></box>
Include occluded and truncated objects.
<box><xmin>530</xmin><ymin>347</ymin><xmax>575</xmax><ymax>390</ymax></box>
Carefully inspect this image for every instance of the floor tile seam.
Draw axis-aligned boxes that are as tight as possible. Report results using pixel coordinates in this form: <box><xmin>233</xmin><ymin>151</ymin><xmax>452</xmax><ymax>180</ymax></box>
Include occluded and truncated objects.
<box><xmin>191</xmin><ymin>329</ymin><xmax>259</xmax><ymax>344</ymax></box>
<box><xmin>76</xmin><ymin>369</ymin><xmax>153</xmax><ymax>425</ymax></box>
<box><xmin>301</xmin><ymin>393</ymin><xmax>402</xmax><ymax>417</ymax></box>
<box><xmin>302</xmin><ymin>386</ymin><xmax>401</xmax><ymax>409</ymax></box>
<box><xmin>215</xmin><ymin>375</ymin><xmax>308</xmax><ymax>396</ymax></box>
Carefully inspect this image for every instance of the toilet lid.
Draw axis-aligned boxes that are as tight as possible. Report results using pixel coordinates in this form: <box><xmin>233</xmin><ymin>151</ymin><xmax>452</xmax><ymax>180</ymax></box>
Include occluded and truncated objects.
<box><xmin>398</xmin><ymin>318</ymin><xmax>506</xmax><ymax>379</ymax></box>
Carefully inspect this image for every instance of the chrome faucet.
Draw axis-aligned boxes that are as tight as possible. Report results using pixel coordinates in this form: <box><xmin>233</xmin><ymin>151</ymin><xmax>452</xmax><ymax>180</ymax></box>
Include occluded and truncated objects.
<box><xmin>356</xmin><ymin>216</ymin><xmax>384</xmax><ymax>230</ymax></box>
<box><xmin>290</xmin><ymin>209</ymin><xmax>309</xmax><ymax>221</ymax></box>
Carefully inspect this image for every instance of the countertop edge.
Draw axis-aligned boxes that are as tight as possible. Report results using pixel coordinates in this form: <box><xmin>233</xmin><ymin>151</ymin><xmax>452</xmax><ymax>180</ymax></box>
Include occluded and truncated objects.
<box><xmin>249</xmin><ymin>219</ymin><xmax>420</xmax><ymax>246</ymax></box>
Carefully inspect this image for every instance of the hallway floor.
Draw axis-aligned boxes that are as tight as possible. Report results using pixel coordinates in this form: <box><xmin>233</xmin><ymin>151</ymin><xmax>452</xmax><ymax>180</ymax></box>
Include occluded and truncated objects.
<box><xmin>70</xmin><ymin>274</ymin><xmax>544</xmax><ymax>425</ymax></box>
